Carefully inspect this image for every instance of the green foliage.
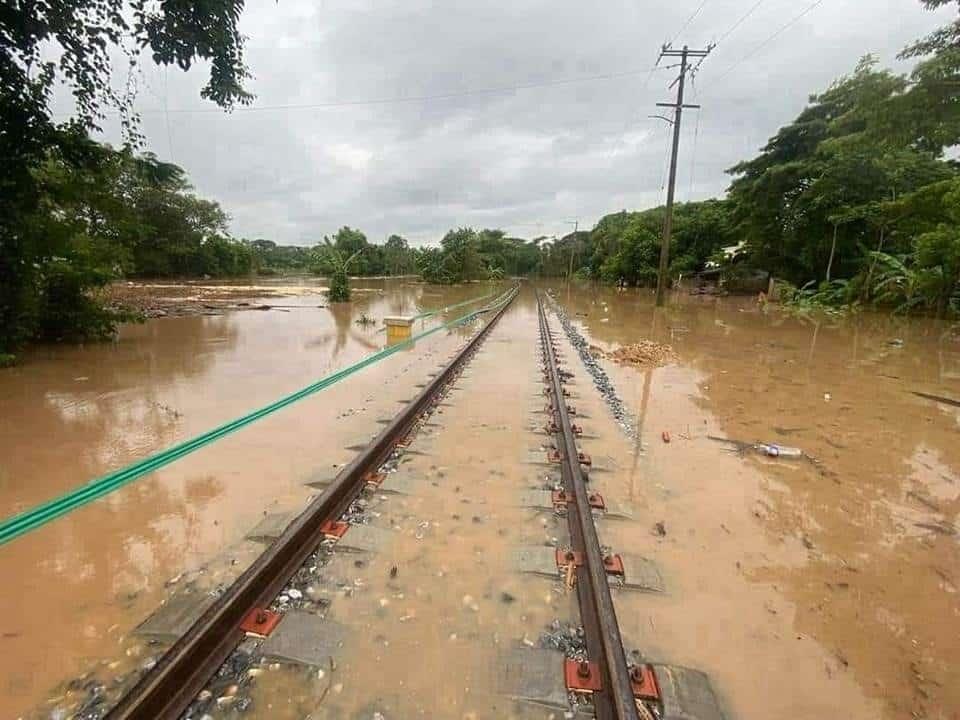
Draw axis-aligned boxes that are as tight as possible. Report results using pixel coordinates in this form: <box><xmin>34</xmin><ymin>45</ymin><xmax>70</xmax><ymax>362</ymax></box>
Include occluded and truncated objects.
<box><xmin>727</xmin><ymin>44</ymin><xmax>960</xmax><ymax>314</ymax></box>
<box><xmin>475</xmin><ymin>229</ymin><xmax>540</xmax><ymax>277</ymax></box>
<box><xmin>416</xmin><ymin>247</ymin><xmax>451</xmax><ymax>284</ymax></box>
<box><xmin>1</xmin><ymin>0</ymin><xmax>253</xmax><ymax>354</ymax></box>
<box><xmin>780</xmin><ymin>280</ymin><xmax>857</xmax><ymax>317</ymax></box>
<box><xmin>314</xmin><ymin>241</ymin><xmax>362</xmax><ymax>302</ymax></box>
<box><xmin>384</xmin><ymin>234</ymin><xmax>416</xmax><ymax>275</ymax></box>
<box><xmin>439</xmin><ymin>228</ymin><xmax>483</xmax><ymax>283</ymax></box>
<box><xmin>309</xmin><ymin>227</ymin><xmax>417</xmax><ymax>278</ymax></box>
<box><xmin>413</xmin><ymin>228</ymin><xmax>540</xmax><ymax>284</ymax></box>
<box><xmin>328</xmin><ymin>268</ymin><xmax>351</xmax><ymax>303</ymax></box>
<box><xmin>0</xmin><ymin>133</ymin><xmax>259</xmax><ymax>353</ymax></box>
<box><xmin>247</xmin><ymin>239</ymin><xmax>312</xmax><ymax>275</ymax></box>
<box><xmin>901</xmin><ymin>1</ymin><xmax>960</xmax><ymax>58</ymax></box>
<box><xmin>570</xmin><ymin>200</ymin><xmax>735</xmax><ymax>287</ymax></box>
<box><xmin>1</xmin><ymin>0</ymin><xmax>250</xmax><ymax>173</ymax></box>
<box><xmin>598</xmin><ymin>223</ymin><xmax>660</xmax><ymax>285</ymax></box>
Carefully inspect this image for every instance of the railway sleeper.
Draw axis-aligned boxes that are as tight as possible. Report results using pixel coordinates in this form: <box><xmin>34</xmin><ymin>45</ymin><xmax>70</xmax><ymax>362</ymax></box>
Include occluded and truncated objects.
<box><xmin>498</xmin><ymin>645</ymin><xmax>726</xmax><ymax>720</ymax></box>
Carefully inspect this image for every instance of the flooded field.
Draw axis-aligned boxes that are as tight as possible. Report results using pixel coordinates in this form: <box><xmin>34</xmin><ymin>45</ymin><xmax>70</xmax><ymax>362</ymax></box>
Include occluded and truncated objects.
<box><xmin>1</xmin><ymin>279</ymin><xmax>957</xmax><ymax>719</ymax></box>
<box><xmin>0</xmin><ymin>279</ymin><xmax>490</xmax><ymax>718</ymax></box>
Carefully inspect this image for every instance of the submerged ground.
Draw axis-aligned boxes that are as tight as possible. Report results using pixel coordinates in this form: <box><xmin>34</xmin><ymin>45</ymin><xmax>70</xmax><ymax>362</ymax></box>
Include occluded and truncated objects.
<box><xmin>0</xmin><ymin>279</ymin><xmax>957</xmax><ymax>719</ymax></box>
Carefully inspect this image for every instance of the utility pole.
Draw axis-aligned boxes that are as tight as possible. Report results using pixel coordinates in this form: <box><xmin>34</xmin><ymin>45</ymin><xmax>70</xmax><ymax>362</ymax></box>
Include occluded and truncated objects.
<box><xmin>654</xmin><ymin>43</ymin><xmax>711</xmax><ymax>306</ymax></box>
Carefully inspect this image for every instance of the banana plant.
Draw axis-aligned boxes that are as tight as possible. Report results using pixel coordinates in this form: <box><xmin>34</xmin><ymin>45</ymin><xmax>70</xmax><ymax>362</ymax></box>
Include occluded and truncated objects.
<box><xmin>321</xmin><ymin>240</ymin><xmax>363</xmax><ymax>302</ymax></box>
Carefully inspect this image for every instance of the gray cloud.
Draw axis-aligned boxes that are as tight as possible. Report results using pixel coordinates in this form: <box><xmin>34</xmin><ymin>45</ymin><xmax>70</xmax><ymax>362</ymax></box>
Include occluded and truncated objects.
<box><xmin>66</xmin><ymin>0</ymin><xmax>954</xmax><ymax>245</ymax></box>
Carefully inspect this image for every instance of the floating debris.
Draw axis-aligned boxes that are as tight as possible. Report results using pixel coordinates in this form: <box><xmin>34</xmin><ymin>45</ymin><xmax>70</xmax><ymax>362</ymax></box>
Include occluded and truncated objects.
<box><xmin>603</xmin><ymin>340</ymin><xmax>677</xmax><ymax>368</ymax></box>
<box><xmin>708</xmin><ymin>435</ymin><xmax>806</xmax><ymax>460</ymax></box>
<box><xmin>912</xmin><ymin>390</ymin><xmax>960</xmax><ymax>408</ymax></box>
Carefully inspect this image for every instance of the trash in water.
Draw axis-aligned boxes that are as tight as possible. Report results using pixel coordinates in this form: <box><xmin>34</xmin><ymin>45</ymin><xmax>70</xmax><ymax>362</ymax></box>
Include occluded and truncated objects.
<box><xmin>708</xmin><ymin>435</ymin><xmax>806</xmax><ymax>460</ymax></box>
<box><xmin>757</xmin><ymin>443</ymin><xmax>803</xmax><ymax>459</ymax></box>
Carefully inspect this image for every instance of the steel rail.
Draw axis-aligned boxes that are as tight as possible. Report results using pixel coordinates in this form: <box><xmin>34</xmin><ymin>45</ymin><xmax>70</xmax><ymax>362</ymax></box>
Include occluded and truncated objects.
<box><xmin>537</xmin><ymin>293</ymin><xmax>639</xmax><ymax>720</ymax></box>
<box><xmin>107</xmin><ymin>286</ymin><xmax>519</xmax><ymax>720</ymax></box>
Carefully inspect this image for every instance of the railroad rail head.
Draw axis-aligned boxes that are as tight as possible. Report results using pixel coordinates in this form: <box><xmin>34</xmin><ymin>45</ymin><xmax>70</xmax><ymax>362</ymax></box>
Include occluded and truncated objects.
<box><xmin>536</xmin><ymin>291</ymin><xmax>640</xmax><ymax>720</ymax></box>
<box><xmin>106</xmin><ymin>286</ymin><xmax>518</xmax><ymax>720</ymax></box>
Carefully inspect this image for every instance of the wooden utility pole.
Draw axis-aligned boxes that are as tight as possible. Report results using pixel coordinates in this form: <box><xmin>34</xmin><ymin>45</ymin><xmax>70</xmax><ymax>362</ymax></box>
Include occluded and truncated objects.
<box><xmin>654</xmin><ymin>44</ymin><xmax>711</xmax><ymax>306</ymax></box>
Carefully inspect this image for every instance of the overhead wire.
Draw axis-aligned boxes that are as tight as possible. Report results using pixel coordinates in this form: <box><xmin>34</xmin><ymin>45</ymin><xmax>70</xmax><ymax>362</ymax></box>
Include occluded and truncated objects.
<box><xmin>51</xmin><ymin>1</ymin><xmax>813</xmax><ymax>124</ymax></box>
<box><xmin>709</xmin><ymin>0</ymin><xmax>829</xmax><ymax>85</ymax></box>
<box><xmin>80</xmin><ymin>67</ymin><xmax>668</xmax><ymax>117</ymax></box>
<box><xmin>657</xmin><ymin>120</ymin><xmax>674</xmax><ymax>205</ymax></box>
<box><xmin>669</xmin><ymin>0</ymin><xmax>826</xmax><ymax>194</ymax></box>
<box><xmin>715</xmin><ymin>0</ymin><xmax>770</xmax><ymax>45</ymax></box>
<box><xmin>687</xmin><ymin>78</ymin><xmax>702</xmax><ymax>200</ymax></box>
<box><xmin>670</xmin><ymin>0</ymin><xmax>712</xmax><ymax>46</ymax></box>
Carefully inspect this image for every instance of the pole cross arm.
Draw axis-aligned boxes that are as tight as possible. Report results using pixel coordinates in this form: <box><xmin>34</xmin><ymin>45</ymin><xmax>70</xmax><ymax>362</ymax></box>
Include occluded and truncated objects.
<box><xmin>656</xmin><ymin>102</ymin><xmax>701</xmax><ymax>109</ymax></box>
<box><xmin>659</xmin><ymin>50</ymin><xmax>711</xmax><ymax>58</ymax></box>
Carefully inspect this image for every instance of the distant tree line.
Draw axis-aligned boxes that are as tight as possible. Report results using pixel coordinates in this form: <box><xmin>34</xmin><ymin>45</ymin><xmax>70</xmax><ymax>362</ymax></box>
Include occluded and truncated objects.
<box><xmin>308</xmin><ymin>227</ymin><xmax>418</xmax><ymax>278</ymax></box>
<box><xmin>416</xmin><ymin>228</ymin><xmax>540</xmax><ymax>283</ymax></box>
<box><xmin>2</xmin><ymin>0</ymin><xmax>956</xmax><ymax>362</ymax></box>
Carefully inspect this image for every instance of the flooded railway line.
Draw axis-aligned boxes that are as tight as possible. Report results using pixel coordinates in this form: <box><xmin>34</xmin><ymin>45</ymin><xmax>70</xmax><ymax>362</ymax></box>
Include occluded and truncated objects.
<box><xmin>14</xmin><ymin>282</ymin><xmax>959</xmax><ymax>720</ymax></box>
<box><xmin>94</xmin><ymin>289</ymin><xmax>519</xmax><ymax>719</ymax></box>
<box><xmin>33</xmin><ymin>288</ymin><xmax>727</xmax><ymax>720</ymax></box>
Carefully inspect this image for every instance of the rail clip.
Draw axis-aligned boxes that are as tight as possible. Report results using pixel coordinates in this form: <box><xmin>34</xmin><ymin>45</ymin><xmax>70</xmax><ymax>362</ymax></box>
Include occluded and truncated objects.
<box><xmin>564</xmin><ymin>658</ymin><xmax>603</xmax><ymax>693</ymax></box>
<box><xmin>239</xmin><ymin>608</ymin><xmax>283</xmax><ymax>638</ymax></box>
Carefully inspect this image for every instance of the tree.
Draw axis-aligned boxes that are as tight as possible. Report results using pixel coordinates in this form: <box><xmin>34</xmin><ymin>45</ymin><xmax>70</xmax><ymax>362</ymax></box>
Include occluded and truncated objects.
<box><xmin>439</xmin><ymin>228</ymin><xmax>483</xmax><ymax>283</ymax></box>
<box><xmin>1</xmin><ymin>0</ymin><xmax>254</xmax><ymax>355</ymax></box>
<box><xmin>384</xmin><ymin>235</ymin><xmax>413</xmax><ymax>275</ymax></box>
<box><xmin>727</xmin><ymin>54</ymin><xmax>959</xmax><ymax>290</ymax></box>
<box><xmin>901</xmin><ymin>1</ymin><xmax>960</xmax><ymax>58</ymax></box>
<box><xmin>599</xmin><ymin>222</ymin><xmax>660</xmax><ymax>286</ymax></box>
<box><xmin>317</xmin><ymin>242</ymin><xmax>363</xmax><ymax>302</ymax></box>
<box><xmin>328</xmin><ymin>226</ymin><xmax>371</xmax><ymax>273</ymax></box>
<box><xmin>416</xmin><ymin>247</ymin><xmax>451</xmax><ymax>284</ymax></box>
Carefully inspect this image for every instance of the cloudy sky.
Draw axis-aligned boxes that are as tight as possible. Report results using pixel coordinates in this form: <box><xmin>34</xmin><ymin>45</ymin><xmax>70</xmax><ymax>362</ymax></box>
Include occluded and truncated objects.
<box><xmin>66</xmin><ymin>0</ymin><xmax>953</xmax><ymax>246</ymax></box>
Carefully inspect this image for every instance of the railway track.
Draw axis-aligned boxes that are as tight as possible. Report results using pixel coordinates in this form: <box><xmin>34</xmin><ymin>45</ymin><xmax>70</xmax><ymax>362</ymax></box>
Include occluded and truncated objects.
<box><xmin>105</xmin><ymin>286</ymin><xmax>518</xmax><ymax>720</ymax></box>
<box><xmin>89</xmin><ymin>284</ymin><xmax>721</xmax><ymax>720</ymax></box>
<box><xmin>537</xmin><ymin>293</ymin><xmax>641</xmax><ymax>720</ymax></box>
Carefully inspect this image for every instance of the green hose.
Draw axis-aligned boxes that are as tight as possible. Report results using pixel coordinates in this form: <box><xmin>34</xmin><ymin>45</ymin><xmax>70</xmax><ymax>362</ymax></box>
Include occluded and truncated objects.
<box><xmin>374</xmin><ymin>289</ymin><xmax>498</xmax><ymax>333</ymax></box>
<box><xmin>413</xmin><ymin>289</ymin><xmax>497</xmax><ymax>320</ymax></box>
<box><xmin>0</xmin><ymin>287</ymin><xmax>516</xmax><ymax>547</ymax></box>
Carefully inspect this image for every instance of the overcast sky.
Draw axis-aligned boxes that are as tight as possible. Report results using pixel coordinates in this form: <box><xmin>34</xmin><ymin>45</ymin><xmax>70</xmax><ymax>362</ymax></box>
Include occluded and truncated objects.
<box><xmin>65</xmin><ymin>0</ymin><xmax>953</xmax><ymax>246</ymax></box>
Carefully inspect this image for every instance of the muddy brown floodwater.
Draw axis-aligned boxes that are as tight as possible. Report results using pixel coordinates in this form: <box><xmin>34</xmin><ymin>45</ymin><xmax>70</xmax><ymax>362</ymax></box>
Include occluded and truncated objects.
<box><xmin>0</xmin><ymin>279</ymin><xmax>492</xmax><ymax>719</ymax></box>
<box><xmin>1</xmin><ymin>280</ymin><xmax>957</xmax><ymax>720</ymax></box>
<box><xmin>547</xmin><ymin>282</ymin><xmax>959</xmax><ymax>720</ymax></box>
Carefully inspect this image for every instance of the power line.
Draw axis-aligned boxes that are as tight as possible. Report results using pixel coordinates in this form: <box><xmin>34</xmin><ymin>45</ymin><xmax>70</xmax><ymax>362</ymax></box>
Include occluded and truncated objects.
<box><xmin>716</xmin><ymin>0</ymin><xmax>769</xmax><ymax>45</ymax></box>
<box><xmin>671</xmin><ymin>0</ymin><xmax>711</xmax><ymax>45</ymax></box>
<box><xmin>657</xmin><ymin>121</ymin><xmax>674</xmax><ymax>201</ymax></box>
<box><xmin>687</xmin><ymin>104</ymin><xmax>701</xmax><ymax>200</ymax></box>
<box><xmin>57</xmin><ymin>66</ymin><xmax>667</xmax><ymax>118</ymax></box>
<box><xmin>710</xmin><ymin>0</ymin><xmax>828</xmax><ymax>84</ymax></box>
